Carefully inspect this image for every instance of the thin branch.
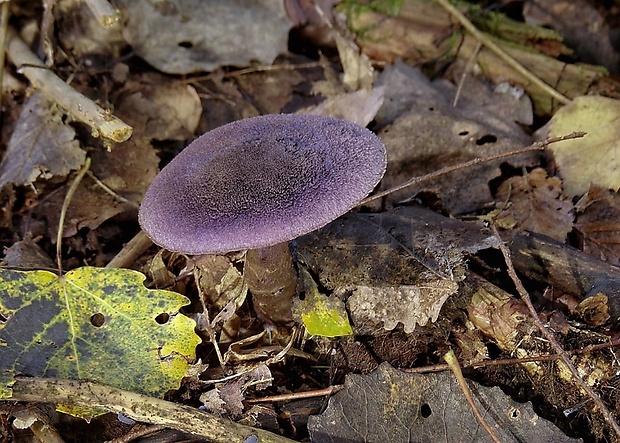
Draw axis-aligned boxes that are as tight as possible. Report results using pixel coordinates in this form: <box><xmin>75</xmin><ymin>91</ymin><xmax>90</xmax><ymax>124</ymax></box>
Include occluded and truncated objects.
<box><xmin>361</xmin><ymin>132</ymin><xmax>585</xmax><ymax>205</ymax></box>
<box><xmin>10</xmin><ymin>377</ymin><xmax>297</xmax><ymax>443</ymax></box>
<box><xmin>56</xmin><ymin>158</ymin><xmax>91</xmax><ymax>274</ymax></box>
<box><xmin>0</xmin><ymin>1</ymin><xmax>11</xmax><ymax>118</ymax></box>
<box><xmin>492</xmin><ymin>225</ymin><xmax>620</xmax><ymax>438</ymax></box>
<box><xmin>445</xmin><ymin>350</ymin><xmax>501</xmax><ymax>443</ymax></box>
<box><xmin>5</xmin><ymin>27</ymin><xmax>132</xmax><ymax>142</ymax></box>
<box><xmin>435</xmin><ymin>0</ymin><xmax>571</xmax><ymax>105</ymax></box>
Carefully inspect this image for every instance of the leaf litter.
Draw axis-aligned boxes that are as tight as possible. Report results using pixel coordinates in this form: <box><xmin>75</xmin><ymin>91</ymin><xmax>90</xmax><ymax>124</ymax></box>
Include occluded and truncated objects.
<box><xmin>0</xmin><ymin>0</ymin><xmax>620</xmax><ymax>442</ymax></box>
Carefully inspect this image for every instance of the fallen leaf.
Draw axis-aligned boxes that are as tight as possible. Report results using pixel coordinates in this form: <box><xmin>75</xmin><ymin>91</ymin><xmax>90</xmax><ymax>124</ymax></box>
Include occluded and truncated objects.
<box><xmin>294</xmin><ymin>268</ymin><xmax>353</xmax><ymax>337</ymax></box>
<box><xmin>0</xmin><ymin>92</ymin><xmax>86</xmax><ymax>187</ymax></box>
<box><xmin>0</xmin><ymin>267</ymin><xmax>199</xmax><ymax>417</ymax></box>
<box><xmin>308</xmin><ymin>362</ymin><xmax>581</xmax><ymax>443</ymax></box>
<box><xmin>549</xmin><ymin>96</ymin><xmax>620</xmax><ymax>197</ymax></box>
<box><xmin>302</xmin><ymin>86</ymin><xmax>385</xmax><ymax>127</ymax></box>
<box><xmin>348</xmin><ymin>281</ymin><xmax>457</xmax><ymax>334</ymax></box>
<box><xmin>116</xmin><ymin>74</ymin><xmax>202</xmax><ymax>141</ymax></box>
<box><xmin>494</xmin><ymin>167</ymin><xmax>574</xmax><ymax>241</ymax></box>
<box><xmin>574</xmin><ymin>185</ymin><xmax>620</xmax><ymax>265</ymax></box>
<box><xmin>117</xmin><ymin>0</ymin><xmax>292</xmax><ymax>74</ymax></box>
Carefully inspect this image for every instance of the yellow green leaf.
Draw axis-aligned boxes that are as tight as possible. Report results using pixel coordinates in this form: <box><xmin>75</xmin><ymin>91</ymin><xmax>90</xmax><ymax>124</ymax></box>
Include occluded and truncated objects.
<box><xmin>549</xmin><ymin>96</ymin><xmax>620</xmax><ymax>197</ymax></box>
<box><xmin>0</xmin><ymin>267</ymin><xmax>199</xmax><ymax>405</ymax></box>
<box><xmin>294</xmin><ymin>268</ymin><xmax>353</xmax><ymax>338</ymax></box>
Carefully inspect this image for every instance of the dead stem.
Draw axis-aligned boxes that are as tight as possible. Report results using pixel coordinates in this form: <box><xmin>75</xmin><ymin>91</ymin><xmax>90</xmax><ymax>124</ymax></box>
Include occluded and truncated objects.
<box><xmin>56</xmin><ymin>158</ymin><xmax>91</xmax><ymax>274</ymax></box>
<box><xmin>361</xmin><ymin>132</ymin><xmax>586</xmax><ymax>205</ymax></box>
<box><xmin>445</xmin><ymin>349</ymin><xmax>502</xmax><ymax>443</ymax></box>
<box><xmin>435</xmin><ymin>0</ymin><xmax>571</xmax><ymax>105</ymax></box>
<box><xmin>5</xmin><ymin>28</ymin><xmax>132</xmax><ymax>142</ymax></box>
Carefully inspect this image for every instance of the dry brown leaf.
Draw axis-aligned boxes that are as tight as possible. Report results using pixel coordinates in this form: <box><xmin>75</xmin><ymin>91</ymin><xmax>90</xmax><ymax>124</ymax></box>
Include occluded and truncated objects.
<box><xmin>116</xmin><ymin>74</ymin><xmax>202</xmax><ymax>141</ymax></box>
<box><xmin>495</xmin><ymin>168</ymin><xmax>574</xmax><ymax>241</ymax></box>
<box><xmin>574</xmin><ymin>185</ymin><xmax>620</xmax><ymax>266</ymax></box>
<box><xmin>0</xmin><ymin>92</ymin><xmax>86</xmax><ymax>188</ymax></box>
<box><xmin>348</xmin><ymin>281</ymin><xmax>458</xmax><ymax>334</ymax></box>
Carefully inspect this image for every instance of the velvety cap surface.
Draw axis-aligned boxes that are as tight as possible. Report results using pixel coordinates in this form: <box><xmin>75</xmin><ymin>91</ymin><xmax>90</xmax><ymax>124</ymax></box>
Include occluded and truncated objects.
<box><xmin>139</xmin><ymin>114</ymin><xmax>387</xmax><ymax>254</ymax></box>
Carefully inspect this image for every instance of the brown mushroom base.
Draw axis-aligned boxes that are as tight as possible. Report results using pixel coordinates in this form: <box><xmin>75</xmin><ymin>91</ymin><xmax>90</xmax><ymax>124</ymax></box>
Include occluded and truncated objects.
<box><xmin>244</xmin><ymin>242</ymin><xmax>297</xmax><ymax>328</ymax></box>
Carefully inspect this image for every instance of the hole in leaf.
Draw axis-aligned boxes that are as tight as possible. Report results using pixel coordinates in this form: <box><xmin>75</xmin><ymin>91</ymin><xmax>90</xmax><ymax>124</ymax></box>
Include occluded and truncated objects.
<box><xmin>458</xmin><ymin>131</ymin><xmax>469</xmax><ymax>136</ymax></box>
<box><xmin>178</xmin><ymin>40</ymin><xmax>193</xmax><ymax>48</ymax></box>
<box><xmin>155</xmin><ymin>313</ymin><xmax>170</xmax><ymax>324</ymax></box>
<box><xmin>476</xmin><ymin>134</ymin><xmax>497</xmax><ymax>145</ymax></box>
<box><xmin>90</xmin><ymin>313</ymin><xmax>105</xmax><ymax>327</ymax></box>
<box><xmin>421</xmin><ymin>403</ymin><xmax>432</xmax><ymax>418</ymax></box>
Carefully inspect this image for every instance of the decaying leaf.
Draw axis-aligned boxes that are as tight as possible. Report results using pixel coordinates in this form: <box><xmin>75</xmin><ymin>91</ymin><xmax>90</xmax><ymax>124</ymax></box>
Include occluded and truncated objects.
<box><xmin>200</xmin><ymin>364</ymin><xmax>272</xmax><ymax>417</ymax></box>
<box><xmin>494</xmin><ymin>167</ymin><xmax>574</xmax><ymax>241</ymax></box>
<box><xmin>549</xmin><ymin>96</ymin><xmax>620</xmax><ymax>197</ymax></box>
<box><xmin>294</xmin><ymin>268</ymin><xmax>352</xmax><ymax>337</ymax></box>
<box><xmin>348</xmin><ymin>281</ymin><xmax>458</xmax><ymax>334</ymax></box>
<box><xmin>117</xmin><ymin>0</ymin><xmax>291</xmax><ymax>74</ymax></box>
<box><xmin>575</xmin><ymin>185</ymin><xmax>620</xmax><ymax>266</ymax></box>
<box><xmin>296</xmin><ymin>207</ymin><xmax>498</xmax><ymax>334</ymax></box>
<box><xmin>374</xmin><ymin>63</ymin><xmax>536</xmax><ymax>214</ymax></box>
<box><xmin>308</xmin><ymin>362</ymin><xmax>581</xmax><ymax>443</ymax></box>
<box><xmin>0</xmin><ymin>92</ymin><xmax>86</xmax><ymax>187</ymax></box>
<box><xmin>115</xmin><ymin>73</ymin><xmax>202</xmax><ymax>141</ymax></box>
<box><xmin>0</xmin><ymin>267</ymin><xmax>199</xmax><ymax>415</ymax></box>
<box><xmin>1</xmin><ymin>234</ymin><xmax>56</xmax><ymax>270</ymax></box>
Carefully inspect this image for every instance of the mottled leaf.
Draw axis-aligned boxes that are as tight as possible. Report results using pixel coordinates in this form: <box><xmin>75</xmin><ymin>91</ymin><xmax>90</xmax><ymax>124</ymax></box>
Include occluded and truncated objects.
<box><xmin>0</xmin><ymin>267</ymin><xmax>199</xmax><ymax>411</ymax></box>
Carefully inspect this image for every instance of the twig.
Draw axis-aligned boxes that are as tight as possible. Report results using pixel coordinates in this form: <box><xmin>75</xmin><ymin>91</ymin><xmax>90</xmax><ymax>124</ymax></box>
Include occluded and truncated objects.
<box><xmin>104</xmin><ymin>424</ymin><xmax>167</xmax><ymax>443</ymax></box>
<box><xmin>105</xmin><ymin>230</ymin><xmax>153</xmax><ymax>269</ymax></box>
<box><xmin>435</xmin><ymin>0</ymin><xmax>571</xmax><ymax>105</ymax></box>
<box><xmin>245</xmin><ymin>385</ymin><xmax>344</xmax><ymax>404</ymax></box>
<box><xmin>86</xmin><ymin>170</ymin><xmax>139</xmax><ymax>208</ymax></box>
<box><xmin>84</xmin><ymin>0</ymin><xmax>120</xmax><ymax>28</ymax></box>
<box><xmin>56</xmin><ymin>158</ymin><xmax>91</xmax><ymax>274</ymax></box>
<box><xmin>361</xmin><ymin>132</ymin><xmax>585</xmax><ymax>205</ymax></box>
<box><xmin>10</xmin><ymin>377</ymin><xmax>297</xmax><ymax>443</ymax></box>
<box><xmin>444</xmin><ymin>350</ymin><xmax>502</xmax><ymax>443</ymax></box>
<box><xmin>492</xmin><ymin>225</ymin><xmax>620</xmax><ymax>438</ymax></box>
<box><xmin>0</xmin><ymin>1</ymin><xmax>11</xmax><ymax>118</ymax></box>
<box><xmin>5</xmin><ymin>27</ymin><xmax>132</xmax><ymax>142</ymax></box>
<box><xmin>402</xmin><ymin>337</ymin><xmax>620</xmax><ymax>373</ymax></box>
<box><xmin>453</xmin><ymin>40</ymin><xmax>482</xmax><ymax>108</ymax></box>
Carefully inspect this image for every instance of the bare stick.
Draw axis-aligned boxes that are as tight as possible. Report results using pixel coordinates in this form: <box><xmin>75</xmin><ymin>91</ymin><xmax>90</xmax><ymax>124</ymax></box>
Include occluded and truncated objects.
<box><xmin>10</xmin><ymin>377</ymin><xmax>297</xmax><ymax>443</ymax></box>
<box><xmin>246</xmin><ymin>385</ymin><xmax>344</xmax><ymax>404</ymax></box>
<box><xmin>105</xmin><ymin>230</ymin><xmax>153</xmax><ymax>269</ymax></box>
<box><xmin>56</xmin><ymin>158</ymin><xmax>91</xmax><ymax>274</ymax></box>
<box><xmin>435</xmin><ymin>0</ymin><xmax>571</xmax><ymax>105</ymax></box>
<box><xmin>492</xmin><ymin>225</ymin><xmax>620</xmax><ymax>438</ymax></box>
<box><xmin>5</xmin><ymin>27</ymin><xmax>132</xmax><ymax>143</ymax></box>
<box><xmin>84</xmin><ymin>0</ymin><xmax>120</xmax><ymax>28</ymax></box>
<box><xmin>444</xmin><ymin>350</ymin><xmax>502</xmax><ymax>443</ymax></box>
<box><xmin>0</xmin><ymin>1</ymin><xmax>11</xmax><ymax>117</ymax></box>
<box><xmin>361</xmin><ymin>132</ymin><xmax>585</xmax><ymax>205</ymax></box>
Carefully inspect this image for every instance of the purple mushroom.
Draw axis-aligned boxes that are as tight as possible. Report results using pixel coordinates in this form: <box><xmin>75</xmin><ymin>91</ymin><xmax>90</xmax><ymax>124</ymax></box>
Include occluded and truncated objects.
<box><xmin>139</xmin><ymin>114</ymin><xmax>386</xmax><ymax>326</ymax></box>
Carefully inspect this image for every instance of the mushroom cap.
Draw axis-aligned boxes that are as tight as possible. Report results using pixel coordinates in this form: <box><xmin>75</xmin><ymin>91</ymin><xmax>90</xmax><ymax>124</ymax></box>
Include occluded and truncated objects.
<box><xmin>138</xmin><ymin>114</ymin><xmax>387</xmax><ymax>254</ymax></box>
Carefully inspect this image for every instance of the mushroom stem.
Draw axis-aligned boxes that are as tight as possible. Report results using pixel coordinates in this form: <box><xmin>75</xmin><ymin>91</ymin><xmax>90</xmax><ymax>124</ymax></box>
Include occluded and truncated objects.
<box><xmin>244</xmin><ymin>242</ymin><xmax>297</xmax><ymax>327</ymax></box>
